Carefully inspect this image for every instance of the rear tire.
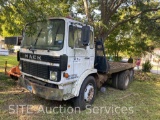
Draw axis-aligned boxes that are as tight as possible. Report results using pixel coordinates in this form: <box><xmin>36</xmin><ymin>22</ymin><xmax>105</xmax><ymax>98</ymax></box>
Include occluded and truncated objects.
<box><xmin>112</xmin><ymin>73</ymin><xmax>119</xmax><ymax>88</ymax></box>
<box><xmin>129</xmin><ymin>69</ymin><xmax>134</xmax><ymax>82</ymax></box>
<box><xmin>73</xmin><ymin>76</ymin><xmax>97</xmax><ymax>110</ymax></box>
<box><xmin>118</xmin><ymin>70</ymin><xmax>130</xmax><ymax>90</ymax></box>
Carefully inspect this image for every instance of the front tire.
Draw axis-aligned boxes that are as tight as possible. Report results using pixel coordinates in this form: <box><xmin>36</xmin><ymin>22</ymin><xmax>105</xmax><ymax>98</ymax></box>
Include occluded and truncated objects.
<box><xmin>73</xmin><ymin>76</ymin><xmax>97</xmax><ymax>110</ymax></box>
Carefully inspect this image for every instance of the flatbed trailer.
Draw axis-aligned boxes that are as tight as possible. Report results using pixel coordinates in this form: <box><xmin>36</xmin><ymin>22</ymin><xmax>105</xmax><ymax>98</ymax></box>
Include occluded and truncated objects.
<box><xmin>95</xmin><ymin>61</ymin><xmax>134</xmax><ymax>89</ymax></box>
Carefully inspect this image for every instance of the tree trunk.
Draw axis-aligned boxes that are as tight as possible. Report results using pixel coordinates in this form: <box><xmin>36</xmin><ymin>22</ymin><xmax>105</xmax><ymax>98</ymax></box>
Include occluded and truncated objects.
<box><xmin>116</xmin><ymin>51</ymin><xmax>119</xmax><ymax>61</ymax></box>
<box><xmin>83</xmin><ymin>0</ymin><xmax>91</xmax><ymax>22</ymax></box>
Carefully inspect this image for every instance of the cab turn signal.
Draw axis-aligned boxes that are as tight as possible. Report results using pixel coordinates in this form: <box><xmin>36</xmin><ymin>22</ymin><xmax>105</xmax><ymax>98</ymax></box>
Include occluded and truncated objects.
<box><xmin>63</xmin><ymin>73</ymin><xmax>69</xmax><ymax>78</ymax></box>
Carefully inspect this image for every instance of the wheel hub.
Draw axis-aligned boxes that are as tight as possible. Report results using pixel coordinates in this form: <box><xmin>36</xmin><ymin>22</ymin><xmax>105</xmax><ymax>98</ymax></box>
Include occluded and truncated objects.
<box><xmin>125</xmin><ymin>76</ymin><xmax>129</xmax><ymax>86</ymax></box>
<box><xmin>84</xmin><ymin>84</ymin><xmax>94</xmax><ymax>102</ymax></box>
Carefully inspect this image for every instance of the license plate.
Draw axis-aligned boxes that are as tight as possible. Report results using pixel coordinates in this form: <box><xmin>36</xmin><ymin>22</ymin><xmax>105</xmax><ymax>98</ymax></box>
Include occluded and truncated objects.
<box><xmin>27</xmin><ymin>85</ymin><xmax>32</xmax><ymax>92</ymax></box>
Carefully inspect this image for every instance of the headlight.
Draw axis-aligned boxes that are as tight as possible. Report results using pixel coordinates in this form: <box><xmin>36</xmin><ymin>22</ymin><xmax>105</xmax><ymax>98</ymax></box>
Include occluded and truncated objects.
<box><xmin>50</xmin><ymin>71</ymin><xmax>57</xmax><ymax>81</ymax></box>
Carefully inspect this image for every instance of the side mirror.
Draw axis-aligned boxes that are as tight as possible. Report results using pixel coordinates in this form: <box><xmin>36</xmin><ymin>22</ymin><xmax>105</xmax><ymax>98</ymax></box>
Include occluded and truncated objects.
<box><xmin>81</xmin><ymin>25</ymin><xmax>90</xmax><ymax>46</ymax></box>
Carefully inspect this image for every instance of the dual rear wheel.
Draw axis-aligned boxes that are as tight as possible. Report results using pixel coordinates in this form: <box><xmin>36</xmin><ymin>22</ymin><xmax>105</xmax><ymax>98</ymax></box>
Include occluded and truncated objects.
<box><xmin>112</xmin><ymin>69</ymin><xmax>134</xmax><ymax>90</ymax></box>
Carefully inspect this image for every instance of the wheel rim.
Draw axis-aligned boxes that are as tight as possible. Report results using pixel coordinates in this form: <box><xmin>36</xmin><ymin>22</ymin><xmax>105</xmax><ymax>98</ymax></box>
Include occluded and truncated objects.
<box><xmin>84</xmin><ymin>84</ymin><xmax>94</xmax><ymax>102</ymax></box>
<box><xmin>125</xmin><ymin>76</ymin><xmax>130</xmax><ymax>87</ymax></box>
<box><xmin>130</xmin><ymin>70</ymin><xmax>133</xmax><ymax>77</ymax></box>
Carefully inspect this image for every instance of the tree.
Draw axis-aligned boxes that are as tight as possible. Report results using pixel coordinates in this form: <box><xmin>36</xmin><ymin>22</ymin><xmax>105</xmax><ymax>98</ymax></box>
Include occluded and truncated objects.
<box><xmin>0</xmin><ymin>0</ymin><xmax>73</xmax><ymax>36</ymax></box>
<box><xmin>79</xmin><ymin>0</ymin><xmax>160</xmax><ymax>38</ymax></box>
<box><xmin>76</xmin><ymin>0</ymin><xmax>160</xmax><ymax>57</ymax></box>
<box><xmin>0</xmin><ymin>0</ymin><xmax>159</xmax><ymax>57</ymax></box>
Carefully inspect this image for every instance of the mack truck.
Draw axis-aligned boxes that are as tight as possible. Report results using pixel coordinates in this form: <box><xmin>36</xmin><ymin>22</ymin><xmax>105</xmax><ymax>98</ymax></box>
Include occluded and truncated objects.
<box><xmin>10</xmin><ymin>17</ymin><xmax>135</xmax><ymax>110</ymax></box>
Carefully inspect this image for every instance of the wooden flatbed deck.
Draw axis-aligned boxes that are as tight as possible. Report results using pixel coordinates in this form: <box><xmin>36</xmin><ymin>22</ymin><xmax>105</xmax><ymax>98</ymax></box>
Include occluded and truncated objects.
<box><xmin>108</xmin><ymin>62</ymin><xmax>135</xmax><ymax>74</ymax></box>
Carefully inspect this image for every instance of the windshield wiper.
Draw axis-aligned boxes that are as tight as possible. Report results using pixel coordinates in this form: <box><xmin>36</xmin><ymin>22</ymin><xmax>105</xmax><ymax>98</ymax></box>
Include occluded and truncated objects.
<box><xmin>34</xmin><ymin>28</ymin><xmax>43</xmax><ymax>46</ymax></box>
<box><xmin>29</xmin><ymin>28</ymin><xmax>42</xmax><ymax>53</ymax></box>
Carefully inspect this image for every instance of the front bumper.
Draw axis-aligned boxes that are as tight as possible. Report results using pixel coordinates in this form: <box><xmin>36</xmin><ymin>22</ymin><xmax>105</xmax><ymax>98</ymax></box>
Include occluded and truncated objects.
<box><xmin>19</xmin><ymin>77</ymin><xmax>63</xmax><ymax>101</ymax></box>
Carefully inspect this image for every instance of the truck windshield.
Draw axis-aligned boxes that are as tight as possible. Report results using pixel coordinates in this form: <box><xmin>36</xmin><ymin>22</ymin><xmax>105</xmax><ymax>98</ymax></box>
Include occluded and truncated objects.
<box><xmin>22</xmin><ymin>19</ymin><xmax>65</xmax><ymax>50</ymax></box>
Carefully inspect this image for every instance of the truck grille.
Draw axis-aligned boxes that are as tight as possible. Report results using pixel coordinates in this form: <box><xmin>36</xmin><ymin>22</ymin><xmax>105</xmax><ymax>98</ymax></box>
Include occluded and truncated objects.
<box><xmin>22</xmin><ymin>61</ymin><xmax>49</xmax><ymax>79</ymax></box>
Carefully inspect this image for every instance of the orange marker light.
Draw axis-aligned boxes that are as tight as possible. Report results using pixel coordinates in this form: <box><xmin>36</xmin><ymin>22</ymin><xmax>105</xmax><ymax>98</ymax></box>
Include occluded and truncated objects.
<box><xmin>63</xmin><ymin>73</ymin><xmax>69</xmax><ymax>78</ymax></box>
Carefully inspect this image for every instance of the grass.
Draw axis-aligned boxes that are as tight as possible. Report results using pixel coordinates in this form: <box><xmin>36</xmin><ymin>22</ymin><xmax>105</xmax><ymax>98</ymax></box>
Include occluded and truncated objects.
<box><xmin>0</xmin><ymin>54</ymin><xmax>18</xmax><ymax>73</ymax></box>
<box><xmin>0</xmin><ymin>55</ymin><xmax>160</xmax><ymax>120</ymax></box>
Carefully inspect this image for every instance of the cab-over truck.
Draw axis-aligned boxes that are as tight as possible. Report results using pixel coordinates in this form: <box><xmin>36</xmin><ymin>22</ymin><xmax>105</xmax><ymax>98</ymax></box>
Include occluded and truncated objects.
<box><xmin>14</xmin><ymin>17</ymin><xmax>134</xmax><ymax>110</ymax></box>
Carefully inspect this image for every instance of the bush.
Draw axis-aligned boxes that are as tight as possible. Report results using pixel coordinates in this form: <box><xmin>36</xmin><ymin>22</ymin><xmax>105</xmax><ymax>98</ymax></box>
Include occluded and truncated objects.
<box><xmin>142</xmin><ymin>60</ymin><xmax>153</xmax><ymax>72</ymax></box>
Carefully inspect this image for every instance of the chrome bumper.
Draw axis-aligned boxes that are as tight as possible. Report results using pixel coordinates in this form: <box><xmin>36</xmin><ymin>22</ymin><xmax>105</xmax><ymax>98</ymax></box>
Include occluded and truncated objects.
<box><xmin>19</xmin><ymin>77</ymin><xmax>63</xmax><ymax>101</ymax></box>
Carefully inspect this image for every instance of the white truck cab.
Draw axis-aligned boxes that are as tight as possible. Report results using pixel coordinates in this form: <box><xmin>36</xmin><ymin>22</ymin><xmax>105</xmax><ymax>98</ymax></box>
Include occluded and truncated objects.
<box><xmin>18</xmin><ymin>17</ymin><xmax>134</xmax><ymax>110</ymax></box>
<box><xmin>19</xmin><ymin>17</ymin><xmax>98</xmax><ymax>109</ymax></box>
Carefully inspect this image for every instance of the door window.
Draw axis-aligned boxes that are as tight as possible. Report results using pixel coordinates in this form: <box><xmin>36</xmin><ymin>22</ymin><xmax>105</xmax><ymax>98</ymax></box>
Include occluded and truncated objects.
<box><xmin>68</xmin><ymin>25</ymin><xmax>94</xmax><ymax>49</ymax></box>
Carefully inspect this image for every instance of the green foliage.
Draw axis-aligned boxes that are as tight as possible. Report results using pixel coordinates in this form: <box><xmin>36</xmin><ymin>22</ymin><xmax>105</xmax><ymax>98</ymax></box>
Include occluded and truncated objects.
<box><xmin>0</xmin><ymin>0</ymin><xmax>159</xmax><ymax>57</ymax></box>
<box><xmin>0</xmin><ymin>0</ymin><xmax>72</xmax><ymax>36</ymax></box>
<box><xmin>103</xmin><ymin>0</ymin><xmax>160</xmax><ymax>57</ymax></box>
<box><xmin>142</xmin><ymin>60</ymin><xmax>153</xmax><ymax>72</ymax></box>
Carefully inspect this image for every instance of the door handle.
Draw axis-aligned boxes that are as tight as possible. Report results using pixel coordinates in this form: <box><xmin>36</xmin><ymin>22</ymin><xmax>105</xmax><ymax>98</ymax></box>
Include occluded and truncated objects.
<box><xmin>85</xmin><ymin>57</ymin><xmax>90</xmax><ymax>59</ymax></box>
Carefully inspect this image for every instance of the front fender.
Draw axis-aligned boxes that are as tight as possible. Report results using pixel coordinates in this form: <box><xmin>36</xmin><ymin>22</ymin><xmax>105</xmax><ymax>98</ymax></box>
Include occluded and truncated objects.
<box><xmin>71</xmin><ymin>69</ymin><xmax>97</xmax><ymax>96</ymax></box>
